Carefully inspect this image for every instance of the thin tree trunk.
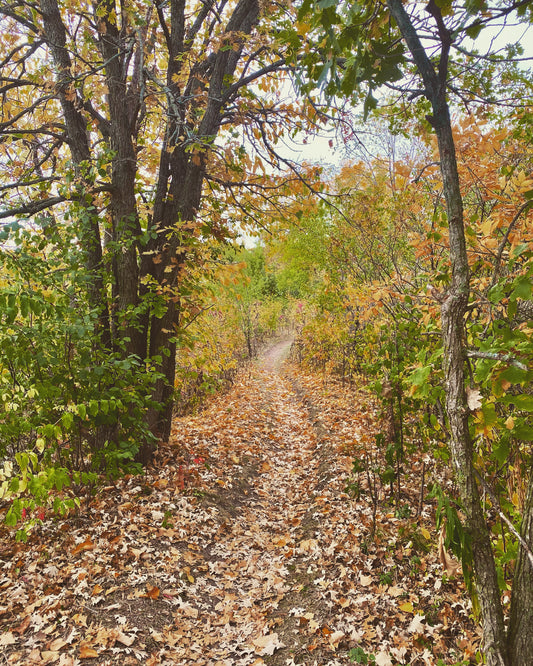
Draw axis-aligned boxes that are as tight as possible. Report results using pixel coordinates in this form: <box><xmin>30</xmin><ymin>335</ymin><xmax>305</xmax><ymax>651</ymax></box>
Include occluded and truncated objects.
<box><xmin>508</xmin><ymin>470</ymin><xmax>533</xmax><ymax>665</ymax></box>
<box><xmin>386</xmin><ymin>1</ymin><xmax>509</xmax><ymax>663</ymax></box>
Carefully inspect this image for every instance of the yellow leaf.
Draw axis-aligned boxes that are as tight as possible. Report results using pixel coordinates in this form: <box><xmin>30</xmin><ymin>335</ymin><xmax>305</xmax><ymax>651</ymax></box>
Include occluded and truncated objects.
<box><xmin>399</xmin><ymin>601</ymin><xmax>414</xmax><ymax>613</ymax></box>
<box><xmin>505</xmin><ymin>416</ymin><xmax>515</xmax><ymax>430</ymax></box>
<box><xmin>420</xmin><ymin>527</ymin><xmax>431</xmax><ymax>540</ymax></box>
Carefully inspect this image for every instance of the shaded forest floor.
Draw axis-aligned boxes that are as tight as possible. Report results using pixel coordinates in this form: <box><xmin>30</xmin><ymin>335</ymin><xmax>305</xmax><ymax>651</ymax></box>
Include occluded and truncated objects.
<box><xmin>0</xmin><ymin>338</ymin><xmax>480</xmax><ymax>665</ymax></box>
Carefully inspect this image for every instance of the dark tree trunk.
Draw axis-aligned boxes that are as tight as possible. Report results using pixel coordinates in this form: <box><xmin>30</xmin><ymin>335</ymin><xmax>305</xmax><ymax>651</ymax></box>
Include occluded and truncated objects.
<box><xmin>135</xmin><ymin>0</ymin><xmax>261</xmax><ymax>456</ymax></box>
<box><xmin>39</xmin><ymin>0</ymin><xmax>111</xmax><ymax>348</ymax></box>
<box><xmin>35</xmin><ymin>0</ymin><xmax>266</xmax><ymax>465</ymax></box>
<box><xmin>94</xmin><ymin>0</ymin><xmax>144</xmax><ymax>358</ymax></box>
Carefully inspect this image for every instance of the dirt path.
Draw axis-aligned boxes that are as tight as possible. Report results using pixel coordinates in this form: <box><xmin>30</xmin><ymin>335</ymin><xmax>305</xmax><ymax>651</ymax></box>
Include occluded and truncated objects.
<box><xmin>0</xmin><ymin>342</ymin><xmax>476</xmax><ymax>665</ymax></box>
<box><xmin>258</xmin><ymin>336</ymin><xmax>294</xmax><ymax>373</ymax></box>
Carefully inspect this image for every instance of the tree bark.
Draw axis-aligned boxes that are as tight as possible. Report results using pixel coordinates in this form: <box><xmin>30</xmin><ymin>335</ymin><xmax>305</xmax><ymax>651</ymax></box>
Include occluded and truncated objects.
<box><xmin>39</xmin><ymin>0</ymin><xmax>111</xmax><ymax>348</ymax></box>
<box><xmin>386</xmin><ymin>1</ymin><xmax>509</xmax><ymax>663</ymax></box>
<box><xmin>508</xmin><ymin>470</ymin><xmax>533</xmax><ymax>665</ymax></box>
<box><xmin>138</xmin><ymin>0</ymin><xmax>261</xmax><ymax>450</ymax></box>
<box><xmin>93</xmin><ymin>0</ymin><xmax>144</xmax><ymax>358</ymax></box>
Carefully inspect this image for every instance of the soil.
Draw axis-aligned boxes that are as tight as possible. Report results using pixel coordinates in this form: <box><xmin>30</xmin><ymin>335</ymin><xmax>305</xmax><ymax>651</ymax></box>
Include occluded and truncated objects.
<box><xmin>0</xmin><ymin>337</ymin><xmax>477</xmax><ymax>665</ymax></box>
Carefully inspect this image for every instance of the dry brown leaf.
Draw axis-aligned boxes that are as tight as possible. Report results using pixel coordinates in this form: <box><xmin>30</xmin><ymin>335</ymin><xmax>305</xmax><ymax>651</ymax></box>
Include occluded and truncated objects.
<box><xmin>328</xmin><ymin>630</ymin><xmax>345</xmax><ymax>648</ymax></box>
<box><xmin>79</xmin><ymin>644</ymin><xmax>99</xmax><ymax>658</ymax></box>
<box><xmin>299</xmin><ymin>538</ymin><xmax>318</xmax><ymax>552</ymax></box>
<box><xmin>0</xmin><ymin>631</ymin><xmax>16</xmax><ymax>646</ymax></box>
<box><xmin>72</xmin><ymin>538</ymin><xmax>94</xmax><ymax>556</ymax></box>
<box><xmin>466</xmin><ymin>386</ymin><xmax>482</xmax><ymax>410</ymax></box>
<box><xmin>49</xmin><ymin>637</ymin><xmax>68</xmax><ymax>651</ymax></box>
<box><xmin>252</xmin><ymin>632</ymin><xmax>284</xmax><ymax>656</ymax></box>
<box><xmin>13</xmin><ymin>615</ymin><xmax>30</xmax><ymax>635</ymax></box>
<box><xmin>116</xmin><ymin>630</ymin><xmax>136</xmax><ymax>646</ymax></box>
<box><xmin>72</xmin><ymin>613</ymin><xmax>88</xmax><ymax>627</ymax></box>
<box><xmin>438</xmin><ymin>524</ymin><xmax>462</xmax><ymax>576</ymax></box>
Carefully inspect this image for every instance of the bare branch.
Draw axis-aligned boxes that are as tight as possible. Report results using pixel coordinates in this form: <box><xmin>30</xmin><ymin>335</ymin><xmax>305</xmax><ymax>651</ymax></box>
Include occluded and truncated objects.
<box><xmin>466</xmin><ymin>350</ymin><xmax>528</xmax><ymax>372</ymax></box>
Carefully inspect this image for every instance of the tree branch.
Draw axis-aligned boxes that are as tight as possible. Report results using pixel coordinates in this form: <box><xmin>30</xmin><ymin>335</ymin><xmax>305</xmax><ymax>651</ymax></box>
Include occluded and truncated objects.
<box><xmin>490</xmin><ymin>200</ymin><xmax>533</xmax><ymax>289</ymax></box>
<box><xmin>466</xmin><ymin>350</ymin><xmax>528</xmax><ymax>372</ymax></box>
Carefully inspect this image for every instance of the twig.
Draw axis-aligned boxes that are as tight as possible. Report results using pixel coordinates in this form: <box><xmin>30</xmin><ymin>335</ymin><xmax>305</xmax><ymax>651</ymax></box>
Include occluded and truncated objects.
<box><xmin>475</xmin><ymin>470</ymin><xmax>533</xmax><ymax>569</ymax></box>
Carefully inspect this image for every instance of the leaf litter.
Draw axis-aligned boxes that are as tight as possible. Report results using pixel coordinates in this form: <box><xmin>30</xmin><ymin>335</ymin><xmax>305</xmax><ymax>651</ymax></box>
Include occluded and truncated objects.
<box><xmin>0</xmin><ymin>338</ymin><xmax>479</xmax><ymax>665</ymax></box>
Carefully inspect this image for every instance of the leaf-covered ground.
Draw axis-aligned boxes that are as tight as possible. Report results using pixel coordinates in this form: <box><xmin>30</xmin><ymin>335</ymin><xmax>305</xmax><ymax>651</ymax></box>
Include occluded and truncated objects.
<box><xmin>0</xmin><ymin>338</ymin><xmax>479</xmax><ymax>665</ymax></box>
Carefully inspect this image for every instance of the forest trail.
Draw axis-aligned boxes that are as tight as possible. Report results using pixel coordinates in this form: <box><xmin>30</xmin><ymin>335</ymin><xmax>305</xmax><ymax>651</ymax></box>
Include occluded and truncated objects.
<box><xmin>0</xmin><ymin>341</ymin><xmax>477</xmax><ymax>666</ymax></box>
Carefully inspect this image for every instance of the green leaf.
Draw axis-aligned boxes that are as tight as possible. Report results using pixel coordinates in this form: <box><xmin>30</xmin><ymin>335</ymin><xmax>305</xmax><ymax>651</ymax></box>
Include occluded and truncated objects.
<box><xmin>409</xmin><ymin>364</ymin><xmax>432</xmax><ymax>386</ymax></box>
<box><xmin>499</xmin><ymin>365</ymin><xmax>529</xmax><ymax>385</ymax></box>
<box><xmin>501</xmin><ymin>394</ymin><xmax>533</xmax><ymax>411</ymax></box>
<box><xmin>465</xmin><ymin>21</ymin><xmax>483</xmax><ymax>39</ymax></box>
<box><xmin>510</xmin><ymin>275</ymin><xmax>532</xmax><ymax>301</ymax></box>
<box><xmin>493</xmin><ymin>438</ymin><xmax>510</xmax><ymax>465</ymax></box>
<box><xmin>62</xmin><ymin>411</ymin><xmax>74</xmax><ymax>430</ymax></box>
<box><xmin>513</xmin><ymin>424</ymin><xmax>533</xmax><ymax>441</ymax></box>
<box><xmin>363</xmin><ymin>91</ymin><xmax>378</xmax><ymax>120</ymax></box>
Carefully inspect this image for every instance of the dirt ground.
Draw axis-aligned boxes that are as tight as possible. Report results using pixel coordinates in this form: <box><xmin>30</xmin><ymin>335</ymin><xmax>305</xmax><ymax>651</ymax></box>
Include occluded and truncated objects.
<box><xmin>0</xmin><ymin>338</ymin><xmax>478</xmax><ymax>665</ymax></box>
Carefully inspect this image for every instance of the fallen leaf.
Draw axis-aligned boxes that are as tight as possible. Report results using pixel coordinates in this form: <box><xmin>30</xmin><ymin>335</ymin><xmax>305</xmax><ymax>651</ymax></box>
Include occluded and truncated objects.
<box><xmin>252</xmin><ymin>633</ymin><xmax>284</xmax><ymax>656</ymax></box>
<box><xmin>408</xmin><ymin>614</ymin><xmax>425</xmax><ymax>634</ymax></box>
<box><xmin>72</xmin><ymin>538</ymin><xmax>94</xmax><ymax>556</ymax></box>
<box><xmin>146</xmin><ymin>584</ymin><xmax>160</xmax><ymax>600</ymax></box>
<box><xmin>375</xmin><ymin>650</ymin><xmax>393</xmax><ymax>666</ymax></box>
<box><xmin>49</xmin><ymin>637</ymin><xmax>68</xmax><ymax>651</ymax></box>
<box><xmin>79</xmin><ymin>645</ymin><xmax>99</xmax><ymax>658</ymax></box>
<box><xmin>116</xmin><ymin>630</ymin><xmax>136</xmax><ymax>646</ymax></box>
<box><xmin>13</xmin><ymin>615</ymin><xmax>30</xmax><ymax>635</ymax></box>
<box><xmin>0</xmin><ymin>631</ymin><xmax>16</xmax><ymax>646</ymax></box>
<box><xmin>399</xmin><ymin>601</ymin><xmax>414</xmax><ymax>613</ymax></box>
<box><xmin>299</xmin><ymin>538</ymin><xmax>318</xmax><ymax>552</ymax></box>
<box><xmin>328</xmin><ymin>630</ymin><xmax>345</xmax><ymax>647</ymax></box>
<box><xmin>420</xmin><ymin>527</ymin><xmax>431</xmax><ymax>540</ymax></box>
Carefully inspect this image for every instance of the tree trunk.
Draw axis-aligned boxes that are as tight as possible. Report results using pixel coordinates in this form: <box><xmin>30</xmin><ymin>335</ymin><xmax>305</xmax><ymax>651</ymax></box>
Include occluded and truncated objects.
<box><xmin>136</xmin><ymin>0</ymin><xmax>261</xmax><ymax>456</ymax></box>
<box><xmin>508</xmin><ymin>470</ymin><xmax>533</xmax><ymax>665</ymax></box>
<box><xmin>39</xmin><ymin>0</ymin><xmax>111</xmax><ymax>348</ymax></box>
<box><xmin>386</xmin><ymin>1</ymin><xmax>509</xmax><ymax>663</ymax></box>
<box><xmin>94</xmin><ymin>0</ymin><xmax>144</xmax><ymax>358</ymax></box>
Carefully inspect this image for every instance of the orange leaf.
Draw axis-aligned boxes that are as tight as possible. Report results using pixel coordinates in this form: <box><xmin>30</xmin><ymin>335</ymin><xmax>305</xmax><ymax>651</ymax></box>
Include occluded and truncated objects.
<box><xmin>146</xmin><ymin>583</ymin><xmax>160</xmax><ymax>600</ymax></box>
<box><xmin>13</xmin><ymin>615</ymin><xmax>30</xmax><ymax>635</ymax></box>
<box><xmin>79</xmin><ymin>645</ymin><xmax>99</xmax><ymax>658</ymax></box>
<box><xmin>72</xmin><ymin>538</ymin><xmax>94</xmax><ymax>556</ymax></box>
